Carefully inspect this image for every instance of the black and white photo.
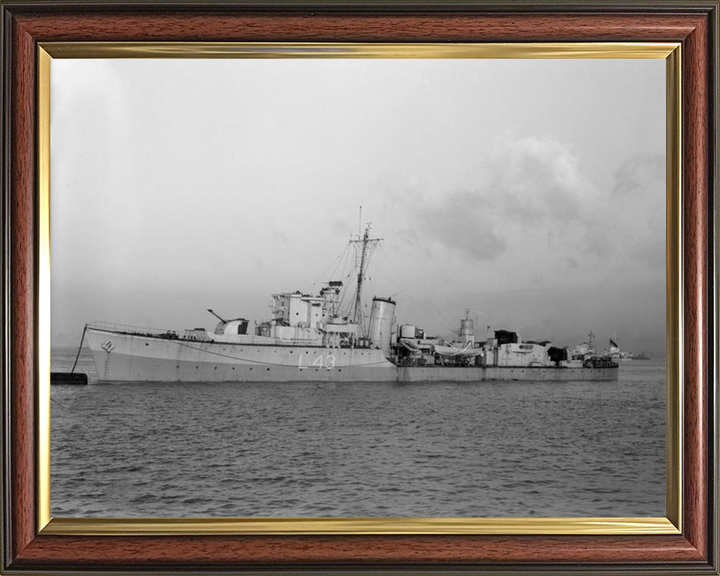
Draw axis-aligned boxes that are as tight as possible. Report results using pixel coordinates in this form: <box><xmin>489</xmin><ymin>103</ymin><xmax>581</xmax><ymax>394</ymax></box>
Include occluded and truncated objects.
<box><xmin>50</xmin><ymin>56</ymin><xmax>667</xmax><ymax>518</ymax></box>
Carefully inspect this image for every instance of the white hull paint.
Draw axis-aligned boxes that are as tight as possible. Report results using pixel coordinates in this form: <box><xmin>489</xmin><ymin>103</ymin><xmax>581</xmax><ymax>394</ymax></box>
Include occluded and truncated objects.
<box><xmin>87</xmin><ymin>328</ymin><xmax>618</xmax><ymax>383</ymax></box>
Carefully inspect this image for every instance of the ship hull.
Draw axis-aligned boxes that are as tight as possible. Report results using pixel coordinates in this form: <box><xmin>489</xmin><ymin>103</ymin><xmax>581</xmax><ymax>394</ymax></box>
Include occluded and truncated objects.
<box><xmin>397</xmin><ymin>366</ymin><xmax>618</xmax><ymax>382</ymax></box>
<box><xmin>86</xmin><ymin>328</ymin><xmax>618</xmax><ymax>383</ymax></box>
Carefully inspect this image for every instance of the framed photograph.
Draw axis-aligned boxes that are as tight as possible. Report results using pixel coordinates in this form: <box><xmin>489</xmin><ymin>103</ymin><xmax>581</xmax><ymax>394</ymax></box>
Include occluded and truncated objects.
<box><xmin>1</xmin><ymin>1</ymin><xmax>717</xmax><ymax>574</ymax></box>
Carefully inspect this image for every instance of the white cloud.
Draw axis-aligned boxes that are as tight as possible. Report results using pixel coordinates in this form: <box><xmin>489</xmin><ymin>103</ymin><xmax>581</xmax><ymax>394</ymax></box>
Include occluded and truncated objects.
<box><xmin>392</xmin><ymin>136</ymin><xmax>665</xmax><ymax>286</ymax></box>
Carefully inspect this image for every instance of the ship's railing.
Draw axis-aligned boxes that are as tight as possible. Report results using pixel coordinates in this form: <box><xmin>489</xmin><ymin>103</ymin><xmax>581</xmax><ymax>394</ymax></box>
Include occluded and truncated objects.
<box><xmin>87</xmin><ymin>321</ymin><xmax>182</xmax><ymax>339</ymax></box>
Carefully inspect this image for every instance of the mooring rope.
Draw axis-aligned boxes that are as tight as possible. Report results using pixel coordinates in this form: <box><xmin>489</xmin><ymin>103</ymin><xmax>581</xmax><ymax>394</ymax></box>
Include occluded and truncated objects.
<box><xmin>70</xmin><ymin>323</ymin><xmax>88</xmax><ymax>373</ymax></box>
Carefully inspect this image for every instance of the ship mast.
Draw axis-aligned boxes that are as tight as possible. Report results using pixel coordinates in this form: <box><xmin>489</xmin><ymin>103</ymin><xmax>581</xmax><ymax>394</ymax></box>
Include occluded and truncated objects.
<box><xmin>587</xmin><ymin>330</ymin><xmax>595</xmax><ymax>349</ymax></box>
<box><xmin>350</xmin><ymin>221</ymin><xmax>381</xmax><ymax>335</ymax></box>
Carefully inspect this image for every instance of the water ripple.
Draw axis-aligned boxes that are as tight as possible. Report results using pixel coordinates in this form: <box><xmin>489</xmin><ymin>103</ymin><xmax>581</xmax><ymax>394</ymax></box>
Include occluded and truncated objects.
<box><xmin>51</xmin><ymin>350</ymin><xmax>666</xmax><ymax>518</ymax></box>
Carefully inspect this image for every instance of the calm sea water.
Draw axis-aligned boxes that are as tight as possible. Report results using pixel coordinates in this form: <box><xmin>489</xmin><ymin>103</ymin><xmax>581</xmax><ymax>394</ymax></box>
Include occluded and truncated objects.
<box><xmin>51</xmin><ymin>348</ymin><xmax>665</xmax><ymax>518</ymax></box>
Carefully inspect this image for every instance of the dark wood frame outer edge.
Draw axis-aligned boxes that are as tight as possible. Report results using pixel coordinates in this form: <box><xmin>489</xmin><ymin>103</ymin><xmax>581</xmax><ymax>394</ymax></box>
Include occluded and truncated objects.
<box><xmin>1</xmin><ymin>2</ymin><xmax>717</xmax><ymax>574</ymax></box>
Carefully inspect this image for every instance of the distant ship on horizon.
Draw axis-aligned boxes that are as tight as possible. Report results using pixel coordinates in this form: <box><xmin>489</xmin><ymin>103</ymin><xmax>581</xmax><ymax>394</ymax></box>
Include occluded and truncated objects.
<box><xmin>605</xmin><ymin>337</ymin><xmax>639</xmax><ymax>361</ymax></box>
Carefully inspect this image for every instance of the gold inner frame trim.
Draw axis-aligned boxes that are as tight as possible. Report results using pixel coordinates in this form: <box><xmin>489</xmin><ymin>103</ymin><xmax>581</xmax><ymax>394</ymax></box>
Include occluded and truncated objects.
<box><xmin>665</xmin><ymin>45</ymin><xmax>683</xmax><ymax>532</ymax></box>
<box><xmin>36</xmin><ymin>41</ymin><xmax>682</xmax><ymax>536</ymax></box>
<box><xmin>37</xmin><ymin>46</ymin><xmax>52</xmax><ymax>531</ymax></box>
<box><xmin>43</xmin><ymin>516</ymin><xmax>679</xmax><ymax>536</ymax></box>
<box><xmin>42</xmin><ymin>41</ymin><xmax>677</xmax><ymax>59</ymax></box>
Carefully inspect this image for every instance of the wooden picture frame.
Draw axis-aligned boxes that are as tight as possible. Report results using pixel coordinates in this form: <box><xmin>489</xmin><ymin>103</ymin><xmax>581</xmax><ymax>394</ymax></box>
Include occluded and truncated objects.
<box><xmin>1</xmin><ymin>1</ymin><xmax>717</xmax><ymax>573</ymax></box>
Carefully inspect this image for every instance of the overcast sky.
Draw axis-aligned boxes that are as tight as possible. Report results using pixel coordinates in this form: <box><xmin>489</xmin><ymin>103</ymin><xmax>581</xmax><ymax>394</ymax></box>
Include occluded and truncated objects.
<box><xmin>50</xmin><ymin>58</ymin><xmax>666</xmax><ymax>354</ymax></box>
